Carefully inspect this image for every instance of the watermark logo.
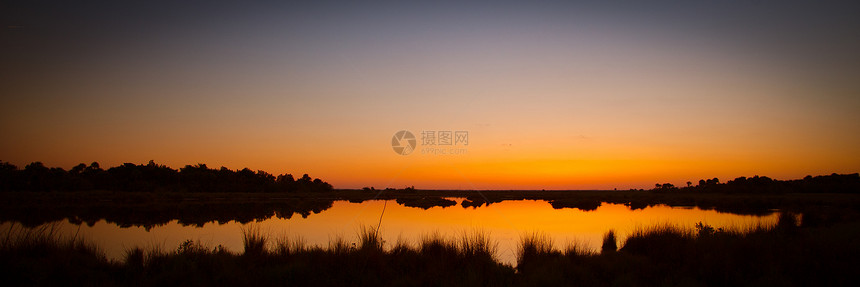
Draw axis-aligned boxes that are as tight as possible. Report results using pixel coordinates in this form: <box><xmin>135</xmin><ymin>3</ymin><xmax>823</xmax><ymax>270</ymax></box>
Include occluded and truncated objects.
<box><xmin>391</xmin><ymin>130</ymin><xmax>417</xmax><ymax>155</ymax></box>
<box><xmin>391</xmin><ymin>130</ymin><xmax>469</xmax><ymax>155</ymax></box>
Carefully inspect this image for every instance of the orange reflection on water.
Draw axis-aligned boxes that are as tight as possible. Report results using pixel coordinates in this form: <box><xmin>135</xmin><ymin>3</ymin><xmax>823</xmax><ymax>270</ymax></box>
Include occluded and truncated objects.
<box><xmin>15</xmin><ymin>200</ymin><xmax>779</xmax><ymax>266</ymax></box>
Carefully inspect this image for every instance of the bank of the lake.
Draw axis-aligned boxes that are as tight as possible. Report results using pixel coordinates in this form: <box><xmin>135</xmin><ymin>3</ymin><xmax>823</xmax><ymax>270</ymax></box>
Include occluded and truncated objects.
<box><xmin>2</xmin><ymin>213</ymin><xmax>858</xmax><ymax>286</ymax></box>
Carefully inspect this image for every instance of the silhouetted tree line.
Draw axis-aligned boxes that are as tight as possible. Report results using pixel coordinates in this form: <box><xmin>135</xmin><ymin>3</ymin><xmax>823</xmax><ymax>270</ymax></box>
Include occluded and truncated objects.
<box><xmin>654</xmin><ymin>173</ymin><xmax>860</xmax><ymax>193</ymax></box>
<box><xmin>0</xmin><ymin>160</ymin><xmax>332</xmax><ymax>193</ymax></box>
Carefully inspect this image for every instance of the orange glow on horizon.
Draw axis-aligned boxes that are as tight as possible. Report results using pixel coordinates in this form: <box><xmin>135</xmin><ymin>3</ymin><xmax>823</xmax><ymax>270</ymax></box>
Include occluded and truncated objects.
<box><xmin>2</xmin><ymin>3</ymin><xmax>858</xmax><ymax>189</ymax></box>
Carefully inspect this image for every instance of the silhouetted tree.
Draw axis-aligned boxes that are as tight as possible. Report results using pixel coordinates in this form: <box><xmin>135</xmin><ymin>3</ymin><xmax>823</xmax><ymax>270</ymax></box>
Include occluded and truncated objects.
<box><xmin>3</xmin><ymin>160</ymin><xmax>856</xmax><ymax>195</ymax></box>
<box><xmin>653</xmin><ymin>183</ymin><xmax>677</xmax><ymax>191</ymax></box>
<box><xmin>0</xmin><ymin>161</ymin><xmax>340</xmax><ymax>193</ymax></box>
<box><xmin>22</xmin><ymin>162</ymin><xmax>51</xmax><ymax>191</ymax></box>
<box><xmin>70</xmin><ymin>163</ymin><xmax>86</xmax><ymax>175</ymax></box>
<box><xmin>0</xmin><ymin>161</ymin><xmax>18</xmax><ymax>191</ymax></box>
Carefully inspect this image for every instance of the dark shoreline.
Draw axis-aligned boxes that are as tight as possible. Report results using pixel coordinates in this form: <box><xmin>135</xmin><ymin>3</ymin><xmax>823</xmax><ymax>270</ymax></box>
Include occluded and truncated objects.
<box><xmin>3</xmin><ymin>214</ymin><xmax>858</xmax><ymax>286</ymax></box>
<box><xmin>3</xmin><ymin>190</ymin><xmax>859</xmax><ymax>228</ymax></box>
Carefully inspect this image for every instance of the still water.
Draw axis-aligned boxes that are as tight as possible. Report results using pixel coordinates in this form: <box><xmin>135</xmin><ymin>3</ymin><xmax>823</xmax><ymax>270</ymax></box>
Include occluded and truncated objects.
<box><xmin>4</xmin><ymin>199</ymin><xmax>779</xmax><ymax>266</ymax></box>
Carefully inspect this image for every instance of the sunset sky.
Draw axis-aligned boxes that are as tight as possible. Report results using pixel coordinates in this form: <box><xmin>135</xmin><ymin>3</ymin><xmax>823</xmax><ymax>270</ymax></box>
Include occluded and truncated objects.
<box><xmin>2</xmin><ymin>0</ymin><xmax>859</xmax><ymax>190</ymax></box>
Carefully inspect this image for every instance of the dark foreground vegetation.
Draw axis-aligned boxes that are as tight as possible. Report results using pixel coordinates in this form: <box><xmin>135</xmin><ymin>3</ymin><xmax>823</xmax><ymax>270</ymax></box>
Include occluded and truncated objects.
<box><xmin>2</xmin><ymin>213</ymin><xmax>859</xmax><ymax>286</ymax></box>
<box><xmin>517</xmin><ymin>212</ymin><xmax>860</xmax><ymax>286</ymax></box>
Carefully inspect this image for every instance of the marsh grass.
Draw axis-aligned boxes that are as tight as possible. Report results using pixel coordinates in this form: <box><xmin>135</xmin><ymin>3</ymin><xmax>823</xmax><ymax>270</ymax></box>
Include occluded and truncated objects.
<box><xmin>273</xmin><ymin>234</ymin><xmax>306</xmax><ymax>257</ymax></box>
<box><xmin>357</xmin><ymin>225</ymin><xmax>383</xmax><ymax>251</ymax></box>
<box><xmin>1</xmin><ymin>222</ymin><xmax>104</xmax><ymax>258</ymax></box>
<box><xmin>601</xmin><ymin>229</ymin><xmax>617</xmax><ymax>254</ymax></box>
<box><xmin>459</xmin><ymin>229</ymin><xmax>497</xmax><ymax>259</ymax></box>
<box><xmin>241</xmin><ymin>224</ymin><xmax>268</xmax><ymax>256</ymax></box>
<box><xmin>390</xmin><ymin>235</ymin><xmax>412</xmax><ymax>254</ymax></box>
<box><xmin>562</xmin><ymin>239</ymin><xmax>596</xmax><ymax>257</ymax></box>
<box><xmin>517</xmin><ymin>232</ymin><xmax>558</xmax><ymax>265</ymax></box>
<box><xmin>2</xmin><ymin>217</ymin><xmax>858</xmax><ymax>286</ymax></box>
<box><xmin>512</xmin><ymin>215</ymin><xmax>860</xmax><ymax>286</ymax></box>
<box><xmin>0</xmin><ymin>223</ymin><xmax>112</xmax><ymax>285</ymax></box>
<box><xmin>124</xmin><ymin>246</ymin><xmax>146</xmax><ymax>267</ymax></box>
<box><xmin>328</xmin><ymin>235</ymin><xmax>351</xmax><ymax>255</ymax></box>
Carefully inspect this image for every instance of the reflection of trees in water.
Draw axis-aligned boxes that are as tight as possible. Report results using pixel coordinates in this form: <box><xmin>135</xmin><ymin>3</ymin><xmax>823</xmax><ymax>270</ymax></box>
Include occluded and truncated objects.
<box><xmin>0</xmin><ymin>198</ymin><xmax>783</xmax><ymax>229</ymax></box>
<box><xmin>4</xmin><ymin>188</ymin><xmax>859</xmax><ymax>228</ymax></box>
<box><xmin>395</xmin><ymin>197</ymin><xmax>456</xmax><ymax>209</ymax></box>
<box><xmin>2</xmin><ymin>199</ymin><xmax>335</xmax><ymax>230</ymax></box>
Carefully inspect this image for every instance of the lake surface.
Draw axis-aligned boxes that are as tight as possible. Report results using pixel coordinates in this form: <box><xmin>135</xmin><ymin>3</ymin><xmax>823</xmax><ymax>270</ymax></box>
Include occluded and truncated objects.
<box><xmin>2</xmin><ymin>199</ymin><xmax>779</xmax><ymax>266</ymax></box>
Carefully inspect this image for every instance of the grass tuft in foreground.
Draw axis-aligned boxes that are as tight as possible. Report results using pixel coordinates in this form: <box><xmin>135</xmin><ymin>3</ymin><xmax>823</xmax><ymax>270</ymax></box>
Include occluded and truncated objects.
<box><xmin>241</xmin><ymin>224</ymin><xmax>268</xmax><ymax>256</ymax></box>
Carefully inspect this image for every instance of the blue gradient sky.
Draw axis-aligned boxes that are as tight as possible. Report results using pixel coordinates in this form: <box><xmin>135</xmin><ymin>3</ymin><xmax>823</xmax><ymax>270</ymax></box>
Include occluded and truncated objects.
<box><xmin>2</xmin><ymin>0</ymin><xmax>859</xmax><ymax>189</ymax></box>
